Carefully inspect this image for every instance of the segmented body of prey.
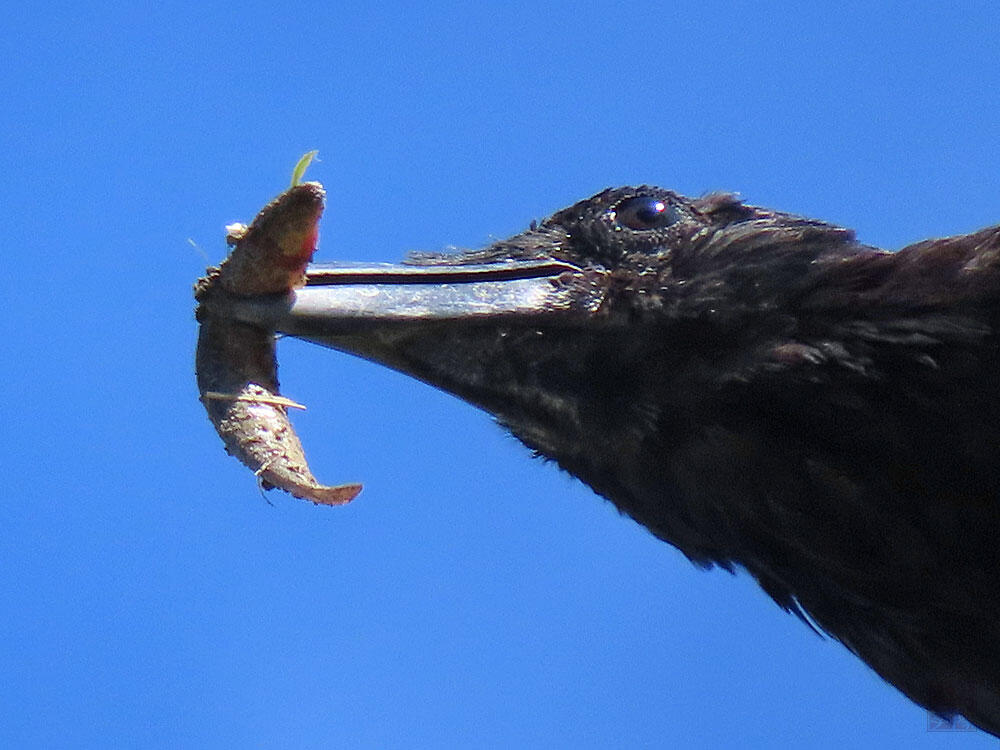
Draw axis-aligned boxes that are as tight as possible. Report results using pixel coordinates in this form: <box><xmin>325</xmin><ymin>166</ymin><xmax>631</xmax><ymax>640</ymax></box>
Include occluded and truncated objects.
<box><xmin>194</xmin><ymin>182</ymin><xmax>361</xmax><ymax>505</ymax></box>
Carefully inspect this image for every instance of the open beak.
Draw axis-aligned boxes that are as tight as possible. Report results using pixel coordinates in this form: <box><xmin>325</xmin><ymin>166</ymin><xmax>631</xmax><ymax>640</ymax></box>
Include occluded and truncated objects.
<box><xmin>218</xmin><ymin>259</ymin><xmax>601</xmax><ymax>376</ymax></box>
<box><xmin>194</xmin><ymin>182</ymin><xmax>607</xmax><ymax>503</ymax></box>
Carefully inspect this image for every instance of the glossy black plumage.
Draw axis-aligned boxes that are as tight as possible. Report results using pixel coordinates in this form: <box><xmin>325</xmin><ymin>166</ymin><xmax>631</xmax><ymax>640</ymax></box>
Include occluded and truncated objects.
<box><xmin>240</xmin><ymin>186</ymin><xmax>1000</xmax><ymax>735</ymax></box>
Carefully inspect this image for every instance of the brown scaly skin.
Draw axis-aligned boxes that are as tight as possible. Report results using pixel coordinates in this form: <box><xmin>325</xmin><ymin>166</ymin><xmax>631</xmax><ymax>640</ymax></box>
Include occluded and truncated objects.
<box><xmin>194</xmin><ymin>182</ymin><xmax>361</xmax><ymax>505</ymax></box>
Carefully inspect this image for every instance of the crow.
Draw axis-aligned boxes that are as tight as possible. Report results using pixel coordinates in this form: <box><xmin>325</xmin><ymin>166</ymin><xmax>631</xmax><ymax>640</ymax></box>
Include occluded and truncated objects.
<box><xmin>225</xmin><ymin>186</ymin><xmax>1000</xmax><ymax>736</ymax></box>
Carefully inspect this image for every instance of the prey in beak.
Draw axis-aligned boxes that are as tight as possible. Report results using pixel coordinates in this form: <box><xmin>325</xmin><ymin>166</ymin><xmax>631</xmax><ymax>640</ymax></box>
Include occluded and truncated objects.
<box><xmin>221</xmin><ymin>257</ymin><xmax>605</xmax><ymax>417</ymax></box>
<box><xmin>196</xmin><ymin>179</ymin><xmax>1000</xmax><ymax>737</ymax></box>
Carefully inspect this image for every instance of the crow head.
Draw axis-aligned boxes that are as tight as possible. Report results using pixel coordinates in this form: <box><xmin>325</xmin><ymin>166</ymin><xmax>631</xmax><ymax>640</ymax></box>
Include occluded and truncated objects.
<box><xmin>221</xmin><ymin>186</ymin><xmax>1000</xmax><ymax>735</ymax></box>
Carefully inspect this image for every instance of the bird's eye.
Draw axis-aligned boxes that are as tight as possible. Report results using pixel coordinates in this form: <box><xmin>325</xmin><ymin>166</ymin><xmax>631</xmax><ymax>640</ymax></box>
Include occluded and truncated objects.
<box><xmin>612</xmin><ymin>196</ymin><xmax>680</xmax><ymax>230</ymax></box>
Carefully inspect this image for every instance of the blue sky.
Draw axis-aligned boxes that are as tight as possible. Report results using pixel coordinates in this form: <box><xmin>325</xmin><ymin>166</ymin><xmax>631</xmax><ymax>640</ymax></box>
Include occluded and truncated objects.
<box><xmin>3</xmin><ymin>1</ymin><xmax>1000</xmax><ymax>747</ymax></box>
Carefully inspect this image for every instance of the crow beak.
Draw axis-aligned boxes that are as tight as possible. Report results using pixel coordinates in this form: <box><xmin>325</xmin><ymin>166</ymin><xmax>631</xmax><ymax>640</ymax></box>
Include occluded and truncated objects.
<box><xmin>216</xmin><ymin>259</ymin><xmax>602</xmax><ymax>389</ymax></box>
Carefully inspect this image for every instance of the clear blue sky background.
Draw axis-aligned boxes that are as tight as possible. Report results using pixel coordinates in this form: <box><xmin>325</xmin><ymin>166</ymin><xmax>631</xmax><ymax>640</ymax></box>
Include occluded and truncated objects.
<box><xmin>2</xmin><ymin>2</ymin><xmax>999</xmax><ymax>747</ymax></box>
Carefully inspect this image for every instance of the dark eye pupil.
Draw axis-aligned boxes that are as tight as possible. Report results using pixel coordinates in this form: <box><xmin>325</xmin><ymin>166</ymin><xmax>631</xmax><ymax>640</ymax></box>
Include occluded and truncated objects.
<box><xmin>614</xmin><ymin>196</ymin><xmax>679</xmax><ymax>230</ymax></box>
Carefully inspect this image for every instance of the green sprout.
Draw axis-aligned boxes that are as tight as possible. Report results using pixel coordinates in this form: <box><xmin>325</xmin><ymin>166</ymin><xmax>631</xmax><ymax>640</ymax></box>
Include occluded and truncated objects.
<box><xmin>290</xmin><ymin>150</ymin><xmax>318</xmax><ymax>187</ymax></box>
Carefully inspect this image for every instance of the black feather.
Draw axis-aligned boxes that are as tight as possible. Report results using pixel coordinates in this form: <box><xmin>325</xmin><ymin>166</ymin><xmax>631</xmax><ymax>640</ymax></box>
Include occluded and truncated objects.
<box><xmin>406</xmin><ymin>187</ymin><xmax>1000</xmax><ymax>735</ymax></box>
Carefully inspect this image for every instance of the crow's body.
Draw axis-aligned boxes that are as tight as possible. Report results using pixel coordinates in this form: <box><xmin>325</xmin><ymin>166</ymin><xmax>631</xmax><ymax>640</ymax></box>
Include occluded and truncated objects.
<box><xmin>233</xmin><ymin>186</ymin><xmax>1000</xmax><ymax>735</ymax></box>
